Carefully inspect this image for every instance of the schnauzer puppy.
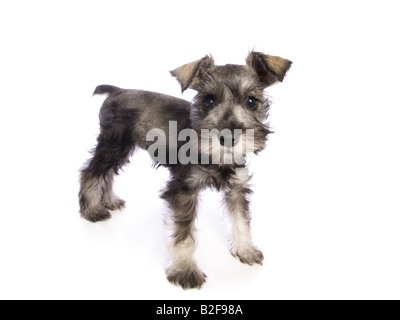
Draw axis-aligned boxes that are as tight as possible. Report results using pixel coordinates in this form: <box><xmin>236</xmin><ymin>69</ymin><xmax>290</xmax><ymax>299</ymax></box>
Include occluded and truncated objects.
<box><xmin>79</xmin><ymin>51</ymin><xmax>291</xmax><ymax>289</ymax></box>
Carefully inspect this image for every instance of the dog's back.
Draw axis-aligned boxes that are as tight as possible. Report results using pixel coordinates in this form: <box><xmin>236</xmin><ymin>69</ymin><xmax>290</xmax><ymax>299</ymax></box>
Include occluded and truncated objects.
<box><xmin>94</xmin><ymin>85</ymin><xmax>191</xmax><ymax>142</ymax></box>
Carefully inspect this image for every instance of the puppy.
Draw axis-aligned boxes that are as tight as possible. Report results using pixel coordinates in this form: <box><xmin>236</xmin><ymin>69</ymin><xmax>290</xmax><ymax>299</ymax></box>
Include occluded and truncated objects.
<box><xmin>79</xmin><ymin>51</ymin><xmax>292</xmax><ymax>289</ymax></box>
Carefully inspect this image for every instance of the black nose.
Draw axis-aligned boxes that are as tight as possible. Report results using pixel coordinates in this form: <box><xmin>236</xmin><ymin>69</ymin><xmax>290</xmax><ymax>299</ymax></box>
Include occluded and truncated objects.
<box><xmin>219</xmin><ymin>133</ymin><xmax>238</xmax><ymax>146</ymax></box>
<box><xmin>219</xmin><ymin>135</ymin><xmax>225</xmax><ymax>146</ymax></box>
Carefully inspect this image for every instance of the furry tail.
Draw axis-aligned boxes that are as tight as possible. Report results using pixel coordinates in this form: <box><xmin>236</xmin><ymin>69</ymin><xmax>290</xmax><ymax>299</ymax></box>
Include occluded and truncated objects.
<box><xmin>93</xmin><ymin>85</ymin><xmax>123</xmax><ymax>96</ymax></box>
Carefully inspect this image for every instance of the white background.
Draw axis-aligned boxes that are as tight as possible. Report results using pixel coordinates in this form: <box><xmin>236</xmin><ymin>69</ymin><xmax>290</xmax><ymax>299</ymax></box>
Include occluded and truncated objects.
<box><xmin>1</xmin><ymin>0</ymin><xmax>399</xmax><ymax>300</ymax></box>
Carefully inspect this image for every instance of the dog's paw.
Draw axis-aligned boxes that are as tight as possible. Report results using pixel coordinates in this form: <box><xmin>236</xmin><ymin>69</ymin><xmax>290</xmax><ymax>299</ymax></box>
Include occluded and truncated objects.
<box><xmin>104</xmin><ymin>198</ymin><xmax>126</xmax><ymax>211</ymax></box>
<box><xmin>166</xmin><ymin>265</ymin><xmax>207</xmax><ymax>290</ymax></box>
<box><xmin>81</xmin><ymin>206</ymin><xmax>112</xmax><ymax>222</ymax></box>
<box><xmin>231</xmin><ymin>245</ymin><xmax>264</xmax><ymax>266</ymax></box>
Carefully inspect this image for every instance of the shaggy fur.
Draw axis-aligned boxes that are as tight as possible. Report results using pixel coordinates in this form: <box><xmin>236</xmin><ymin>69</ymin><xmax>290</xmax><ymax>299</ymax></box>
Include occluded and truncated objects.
<box><xmin>79</xmin><ymin>51</ymin><xmax>291</xmax><ymax>289</ymax></box>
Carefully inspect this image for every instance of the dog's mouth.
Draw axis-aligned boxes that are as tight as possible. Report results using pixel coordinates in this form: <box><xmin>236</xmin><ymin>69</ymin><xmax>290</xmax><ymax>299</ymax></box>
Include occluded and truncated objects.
<box><xmin>198</xmin><ymin>129</ymin><xmax>257</xmax><ymax>166</ymax></box>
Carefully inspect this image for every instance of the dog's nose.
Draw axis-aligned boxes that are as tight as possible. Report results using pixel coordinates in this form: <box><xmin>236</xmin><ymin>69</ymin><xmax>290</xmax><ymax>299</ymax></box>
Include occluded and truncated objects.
<box><xmin>219</xmin><ymin>135</ymin><xmax>226</xmax><ymax>146</ymax></box>
<box><xmin>219</xmin><ymin>132</ymin><xmax>239</xmax><ymax>146</ymax></box>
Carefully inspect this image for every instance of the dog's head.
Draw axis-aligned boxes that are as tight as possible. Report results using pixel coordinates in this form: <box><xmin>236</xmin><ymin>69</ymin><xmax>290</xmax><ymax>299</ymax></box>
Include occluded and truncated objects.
<box><xmin>171</xmin><ymin>51</ymin><xmax>292</xmax><ymax>165</ymax></box>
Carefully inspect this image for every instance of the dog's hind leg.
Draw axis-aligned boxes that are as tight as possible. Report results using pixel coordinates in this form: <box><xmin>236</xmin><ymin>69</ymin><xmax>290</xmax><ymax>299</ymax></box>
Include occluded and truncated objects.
<box><xmin>79</xmin><ymin>102</ymin><xmax>135</xmax><ymax>222</ymax></box>
<box><xmin>79</xmin><ymin>137</ymin><xmax>134</xmax><ymax>222</ymax></box>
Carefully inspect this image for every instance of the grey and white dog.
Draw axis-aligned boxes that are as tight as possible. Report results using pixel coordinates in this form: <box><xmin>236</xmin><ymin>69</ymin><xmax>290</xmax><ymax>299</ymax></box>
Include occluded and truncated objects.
<box><xmin>79</xmin><ymin>51</ymin><xmax>292</xmax><ymax>289</ymax></box>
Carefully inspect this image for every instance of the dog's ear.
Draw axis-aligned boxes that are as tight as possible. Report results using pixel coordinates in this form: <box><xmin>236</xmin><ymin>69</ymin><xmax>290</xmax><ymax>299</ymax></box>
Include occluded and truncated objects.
<box><xmin>246</xmin><ymin>51</ymin><xmax>292</xmax><ymax>87</ymax></box>
<box><xmin>170</xmin><ymin>56</ymin><xmax>214</xmax><ymax>92</ymax></box>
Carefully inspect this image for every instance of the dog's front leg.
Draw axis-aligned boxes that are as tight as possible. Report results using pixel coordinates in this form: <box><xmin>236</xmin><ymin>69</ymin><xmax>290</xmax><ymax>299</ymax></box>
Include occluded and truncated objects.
<box><xmin>162</xmin><ymin>180</ymin><xmax>206</xmax><ymax>289</ymax></box>
<box><xmin>225</xmin><ymin>167</ymin><xmax>264</xmax><ymax>265</ymax></box>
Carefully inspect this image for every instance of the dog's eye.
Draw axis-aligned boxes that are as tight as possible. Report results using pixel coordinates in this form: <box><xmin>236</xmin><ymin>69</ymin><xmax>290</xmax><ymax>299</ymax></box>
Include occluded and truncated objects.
<box><xmin>245</xmin><ymin>96</ymin><xmax>258</xmax><ymax>109</ymax></box>
<box><xmin>203</xmin><ymin>95</ymin><xmax>215</xmax><ymax>110</ymax></box>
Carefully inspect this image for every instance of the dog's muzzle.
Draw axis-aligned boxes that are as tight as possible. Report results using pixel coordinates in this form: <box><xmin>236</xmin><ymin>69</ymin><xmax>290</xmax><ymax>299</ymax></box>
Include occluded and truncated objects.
<box><xmin>218</xmin><ymin>130</ymin><xmax>241</xmax><ymax>147</ymax></box>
